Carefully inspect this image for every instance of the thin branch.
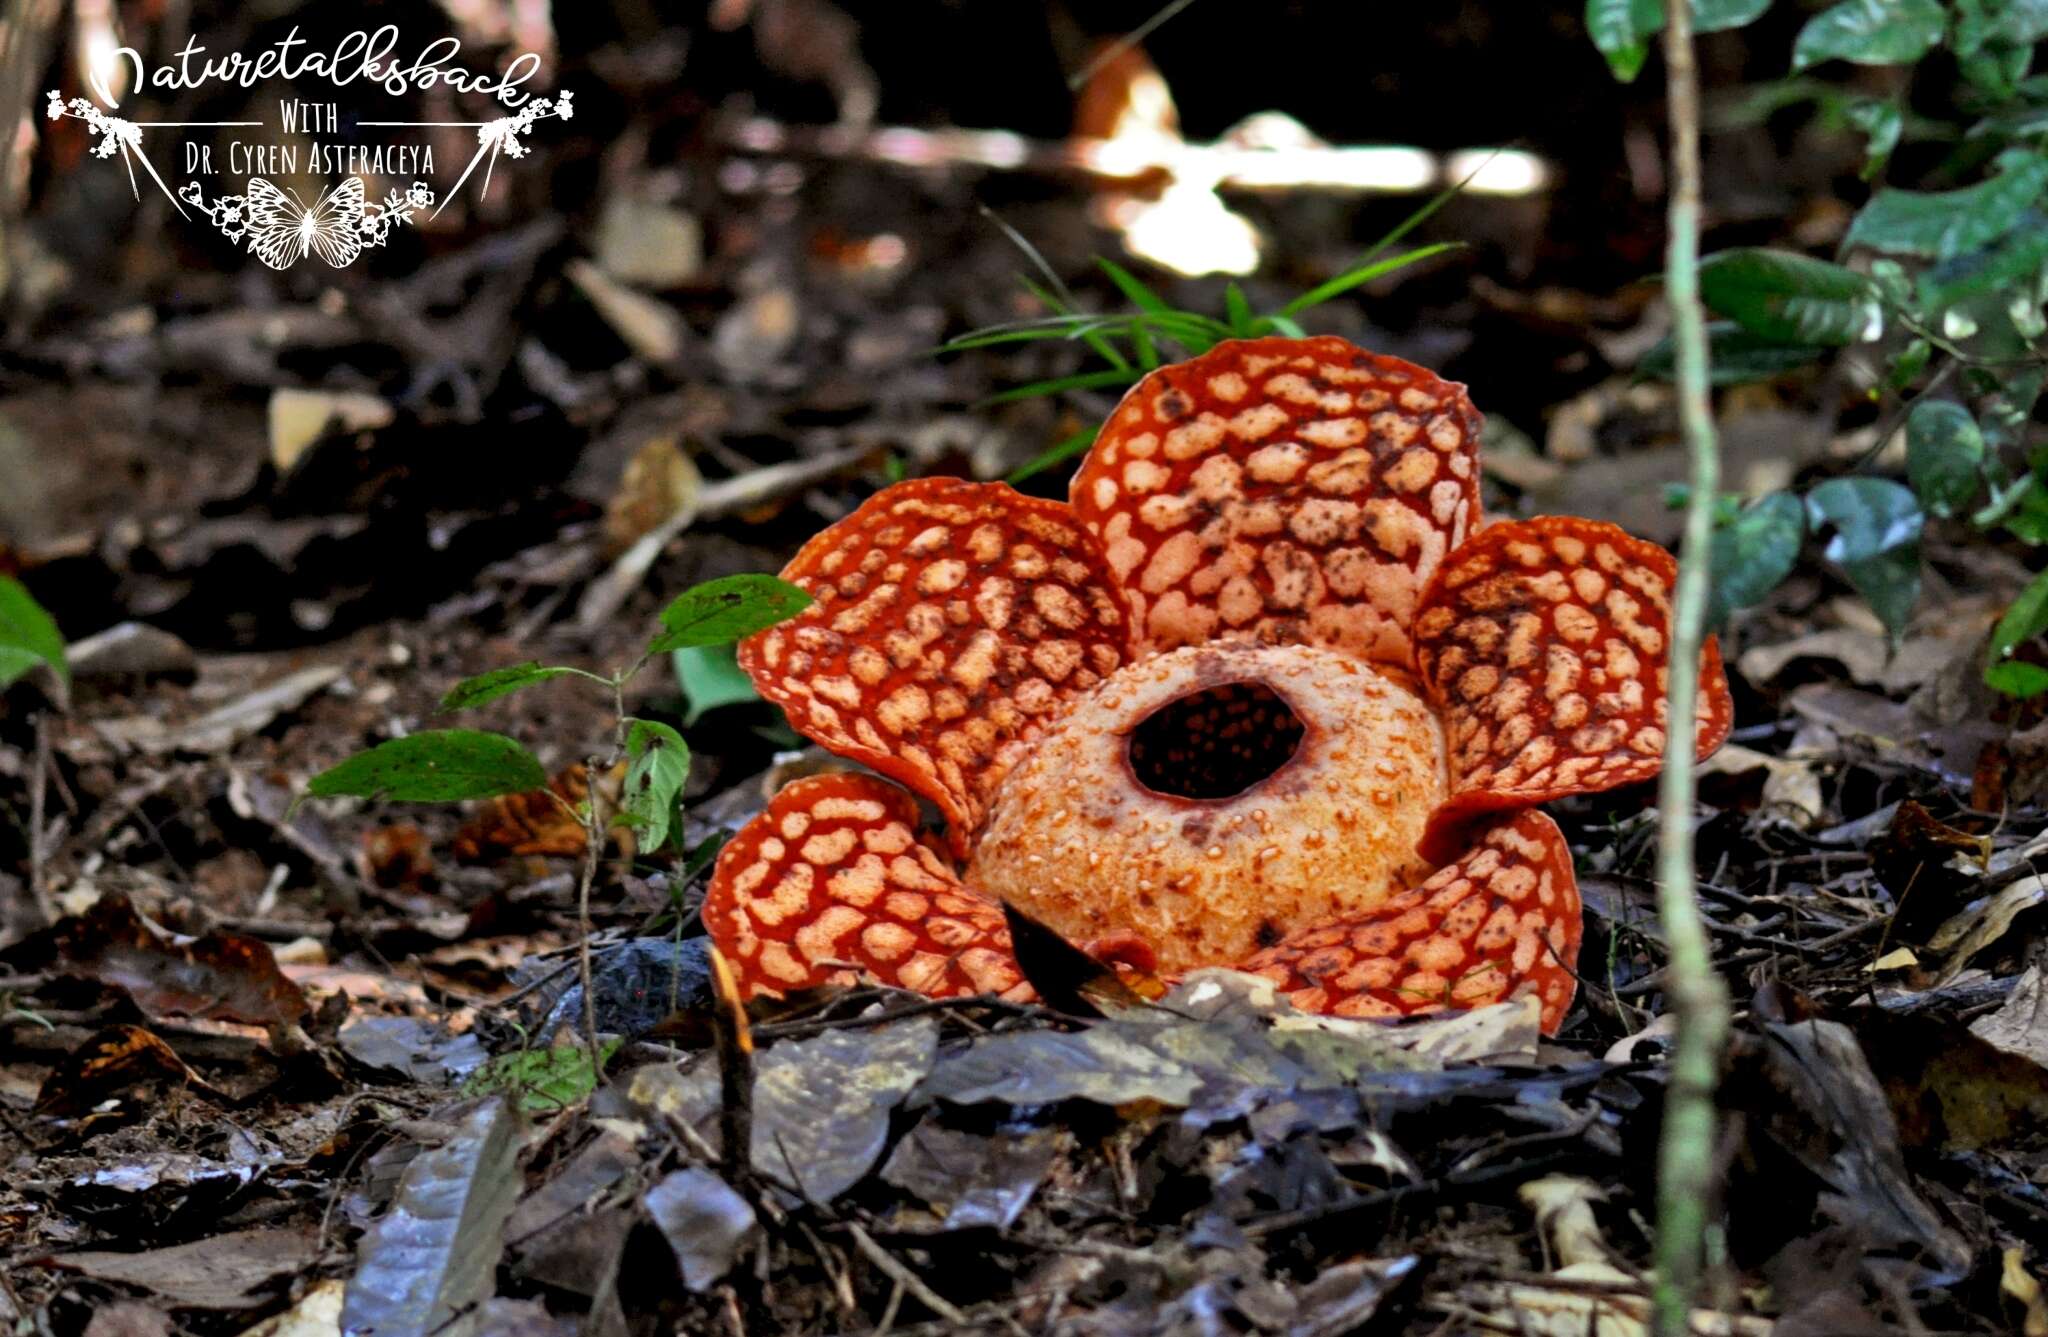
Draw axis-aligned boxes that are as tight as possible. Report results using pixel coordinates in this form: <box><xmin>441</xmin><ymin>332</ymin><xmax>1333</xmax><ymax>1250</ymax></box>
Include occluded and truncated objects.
<box><xmin>1654</xmin><ymin>4</ymin><xmax>1733</xmax><ymax>1336</ymax></box>
<box><xmin>843</xmin><ymin>1223</ymin><xmax>970</xmax><ymax>1328</ymax></box>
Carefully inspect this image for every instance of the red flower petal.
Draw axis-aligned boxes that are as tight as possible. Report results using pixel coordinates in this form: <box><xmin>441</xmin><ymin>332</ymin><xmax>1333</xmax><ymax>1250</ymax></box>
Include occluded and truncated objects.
<box><xmin>1071</xmin><ymin>335</ymin><xmax>1481</xmax><ymax>667</ymax></box>
<box><xmin>1412</xmin><ymin>516</ymin><xmax>1733</xmax><ymax>862</ymax></box>
<box><xmin>1241</xmin><ymin>809</ymin><xmax>1582</xmax><ymax>1034</ymax></box>
<box><xmin>702</xmin><ymin>772</ymin><xmax>1028</xmax><ymax>1001</ymax></box>
<box><xmin>740</xmin><ymin>478</ymin><xmax>1136</xmax><ymax>849</ymax></box>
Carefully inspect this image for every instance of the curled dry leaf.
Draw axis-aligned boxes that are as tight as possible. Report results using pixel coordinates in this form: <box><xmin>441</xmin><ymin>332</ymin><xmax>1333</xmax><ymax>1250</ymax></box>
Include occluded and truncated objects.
<box><xmin>1970</xmin><ymin>964</ymin><xmax>2048</xmax><ymax>1068</ymax></box>
<box><xmin>1748</xmin><ymin>1020</ymin><xmax>1971</xmax><ymax>1281</ymax></box>
<box><xmin>29</xmin><ymin>893</ymin><xmax>308</xmax><ymax>1026</ymax></box>
<box><xmin>1926</xmin><ymin>875</ymin><xmax>2046</xmax><ymax>986</ymax></box>
<box><xmin>34</xmin><ymin>1024</ymin><xmax>218</xmax><ymax>1119</ymax></box>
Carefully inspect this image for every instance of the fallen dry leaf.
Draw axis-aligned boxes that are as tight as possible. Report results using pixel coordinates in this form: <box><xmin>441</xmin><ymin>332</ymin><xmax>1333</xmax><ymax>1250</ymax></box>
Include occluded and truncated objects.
<box><xmin>28</xmin><ymin>893</ymin><xmax>308</xmax><ymax>1026</ymax></box>
<box><xmin>34</xmin><ymin>1024</ymin><xmax>217</xmax><ymax>1119</ymax></box>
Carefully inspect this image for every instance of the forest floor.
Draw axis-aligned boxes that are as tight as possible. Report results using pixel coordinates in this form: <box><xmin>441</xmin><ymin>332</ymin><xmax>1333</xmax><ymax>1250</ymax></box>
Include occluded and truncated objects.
<box><xmin>3</xmin><ymin>63</ymin><xmax>2048</xmax><ymax>1336</ymax></box>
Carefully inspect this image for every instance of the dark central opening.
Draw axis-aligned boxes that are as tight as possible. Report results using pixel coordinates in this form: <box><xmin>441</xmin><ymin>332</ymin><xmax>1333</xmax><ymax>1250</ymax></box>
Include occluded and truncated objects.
<box><xmin>1127</xmin><ymin>681</ymin><xmax>1308</xmax><ymax>802</ymax></box>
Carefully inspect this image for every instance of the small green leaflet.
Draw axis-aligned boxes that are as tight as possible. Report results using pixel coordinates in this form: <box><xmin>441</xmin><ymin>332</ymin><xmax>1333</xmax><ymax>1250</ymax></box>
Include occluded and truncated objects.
<box><xmin>648</xmin><ymin>574</ymin><xmax>813</xmax><ymax>655</ymax></box>
<box><xmin>1636</xmin><ymin>321</ymin><xmax>1826</xmax><ymax>385</ymax></box>
<box><xmin>1987</xmin><ymin>660</ymin><xmax>2048</xmax><ymax>698</ymax></box>
<box><xmin>1845</xmin><ymin>153</ymin><xmax>2048</xmax><ymax>261</ymax></box>
<box><xmin>1709</xmin><ymin>492</ymin><xmax>1806</xmax><ymax>625</ymax></box>
<box><xmin>1792</xmin><ymin>0</ymin><xmax>1945</xmax><ymax>70</ymax></box>
<box><xmin>440</xmin><ymin>662</ymin><xmax>584</xmax><ymax>712</ymax></box>
<box><xmin>673</xmin><ymin>644</ymin><xmax>760</xmax><ymax>725</ymax></box>
<box><xmin>1990</xmin><ymin>565</ymin><xmax>2048</xmax><ymax>667</ymax></box>
<box><xmin>1904</xmin><ymin>400</ymin><xmax>1987</xmax><ymax>518</ymax></box>
<box><xmin>1585</xmin><ymin>0</ymin><xmax>1664</xmax><ymax>81</ymax></box>
<box><xmin>1697</xmin><ymin>249</ymin><xmax>1885</xmax><ymax>345</ymax></box>
<box><xmin>621</xmin><ymin>719</ymin><xmax>691</xmax><ymax>854</ymax></box>
<box><xmin>1587</xmin><ymin>0</ymin><xmax>1774</xmax><ymax>80</ymax></box>
<box><xmin>463</xmin><ymin>1040</ymin><xmax>620</xmax><ymax>1114</ymax></box>
<box><xmin>1805</xmin><ymin>478</ymin><xmax>1925</xmax><ymax>637</ymax></box>
<box><xmin>306</xmin><ymin>730</ymin><xmax>546</xmax><ymax>803</ymax></box>
<box><xmin>1844</xmin><ymin>100</ymin><xmax>1901</xmax><ymax>180</ymax></box>
<box><xmin>0</xmin><ymin>576</ymin><xmax>67</xmax><ymax>691</ymax></box>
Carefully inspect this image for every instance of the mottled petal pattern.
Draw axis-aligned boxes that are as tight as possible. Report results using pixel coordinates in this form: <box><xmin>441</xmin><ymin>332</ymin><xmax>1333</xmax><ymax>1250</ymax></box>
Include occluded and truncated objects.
<box><xmin>1242</xmin><ymin>810</ymin><xmax>1582</xmax><ymax>1033</ymax></box>
<box><xmin>741</xmin><ymin>478</ymin><xmax>1136</xmax><ymax>851</ymax></box>
<box><xmin>1070</xmin><ymin>335</ymin><xmax>1482</xmax><ymax>668</ymax></box>
<box><xmin>1411</xmin><ymin>516</ymin><xmax>1733</xmax><ymax>862</ymax></box>
<box><xmin>702</xmin><ymin>772</ymin><xmax>1029</xmax><ymax>1001</ymax></box>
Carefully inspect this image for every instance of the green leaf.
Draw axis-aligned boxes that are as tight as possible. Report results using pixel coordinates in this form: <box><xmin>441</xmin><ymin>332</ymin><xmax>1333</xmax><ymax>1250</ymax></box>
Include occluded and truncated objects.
<box><xmin>1637</xmin><ymin>320</ymin><xmax>1829</xmax><ymax>384</ymax></box>
<box><xmin>1845</xmin><ymin>100</ymin><xmax>1902</xmax><ymax>181</ymax></box>
<box><xmin>1990</xmin><ymin>565</ymin><xmax>2048</xmax><ymax>665</ymax></box>
<box><xmin>1904</xmin><ymin>400</ymin><xmax>1987</xmax><ymax>518</ymax></box>
<box><xmin>1983</xmin><ymin>367</ymin><xmax>2047</xmax><ymax>454</ymax></box>
<box><xmin>1792</xmin><ymin>0</ymin><xmax>1945</xmax><ymax>70</ymax></box>
<box><xmin>620</xmin><ymin>719</ymin><xmax>691</xmax><ymax>854</ymax></box>
<box><xmin>1805</xmin><ymin>478</ymin><xmax>1925</xmax><ymax>636</ymax></box>
<box><xmin>1989</xmin><ymin>0</ymin><xmax>2048</xmax><ymax>44</ymax></box>
<box><xmin>1957</xmin><ymin>40</ymin><xmax>2032</xmax><ymax>100</ymax></box>
<box><xmin>463</xmin><ymin>1040</ymin><xmax>620</xmax><ymax>1114</ymax></box>
<box><xmin>1914</xmin><ymin>212</ymin><xmax>2048</xmax><ymax>315</ymax></box>
<box><xmin>0</xmin><ymin>647</ymin><xmax>44</xmax><ymax>687</ymax></box>
<box><xmin>306</xmin><ymin>730</ymin><xmax>547</xmax><ymax>804</ymax></box>
<box><xmin>1586</xmin><ymin>0</ymin><xmax>1663</xmax><ymax>80</ymax></box>
<box><xmin>1847</xmin><ymin>153</ymin><xmax>2048</xmax><ymax>260</ymax></box>
<box><xmin>0</xmin><ymin>576</ymin><xmax>67</xmax><ymax>691</ymax></box>
<box><xmin>648</xmin><ymin>574</ymin><xmax>813</xmax><ymax>655</ymax></box>
<box><xmin>1709</xmin><ymin>492</ymin><xmax>1806</xmax><ymax>624</ymax></box>
<box><xmin>1987</xmin><ymin>660</ymin><xmax>2048</xmax><ymax>697</ymax></box>
<box><xmin>673</xmin><ymin>644</ymin><xmax>760</xmax><ymax>726</ymax></box>
<box><xmin>440</xmin><ymin>662</ymin><xmax>584</xmax><ymax>712</ymax></box>
<box><xmin>1695</xmin><ymin>0</ymin><xmax>1774</xmax><ymax>30</ymax></box>
<box><xmin>1887</xmin><ymin>338</ymin><xmax>1932</xmax><ymax>390</ymax></box>
<box><xmin>1698</xmin><ymin>248</ymin><xmax>1885</xmax><ymax>345</ymax></box>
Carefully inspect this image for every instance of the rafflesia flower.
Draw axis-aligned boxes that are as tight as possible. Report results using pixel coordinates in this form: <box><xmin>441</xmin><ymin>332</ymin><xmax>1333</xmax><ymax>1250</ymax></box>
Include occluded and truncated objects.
<box><xmin>704</xmin><ymin>336</ymin><xmax>1732</xmax><ymax>1033</ymax></box>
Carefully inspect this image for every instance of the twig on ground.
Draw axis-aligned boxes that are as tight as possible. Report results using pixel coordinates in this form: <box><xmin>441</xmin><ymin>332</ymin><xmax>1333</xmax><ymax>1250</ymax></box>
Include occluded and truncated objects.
<box><xmin>843</xmin><ymin>1223</ymin><xmax>970</xmax><ymax>1328</ymax></box>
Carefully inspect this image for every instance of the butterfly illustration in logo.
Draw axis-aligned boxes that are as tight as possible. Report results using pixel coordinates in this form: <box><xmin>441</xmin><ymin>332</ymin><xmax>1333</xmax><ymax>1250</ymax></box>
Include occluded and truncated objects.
<box><xmin>181</xmin><ymin>178</ymin><xmax>433</xmax><ymax>269</ymax></box>
<box><xmin>243</xmin><ymin>177</ymin><xmax>368</xmax><ymax>270</ymax></box>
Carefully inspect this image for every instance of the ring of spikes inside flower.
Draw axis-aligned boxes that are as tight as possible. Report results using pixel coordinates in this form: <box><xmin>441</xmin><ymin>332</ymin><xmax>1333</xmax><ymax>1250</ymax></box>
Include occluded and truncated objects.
<box><xmin>706</xmin><ymin>335</ymin><xmax>1733</xmax><ymax>1034</ymax></box>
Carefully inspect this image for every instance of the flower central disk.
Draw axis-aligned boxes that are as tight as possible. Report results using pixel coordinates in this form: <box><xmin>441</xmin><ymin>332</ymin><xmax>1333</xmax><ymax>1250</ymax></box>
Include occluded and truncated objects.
<box><xmin>967</xmin><ymin>642</ymin><xmax>1446</xmax><ymax>973</ymax></box>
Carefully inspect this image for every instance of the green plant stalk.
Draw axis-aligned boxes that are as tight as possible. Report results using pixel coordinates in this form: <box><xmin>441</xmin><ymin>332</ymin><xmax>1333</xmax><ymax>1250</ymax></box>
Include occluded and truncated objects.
<box><xmin>1654</xmin><ymin>3</ymin><xmax>1731</xmax><ymax>1335</ymax></box>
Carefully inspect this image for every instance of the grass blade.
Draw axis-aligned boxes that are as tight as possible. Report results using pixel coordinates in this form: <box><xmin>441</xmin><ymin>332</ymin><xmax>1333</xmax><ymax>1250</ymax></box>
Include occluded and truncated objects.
<box><xmin>1277</xmin><ymin>242</ymin><xmax>1460</xmax><ymax>317</ymax></box>
<box><xmin>1006</xmin><ymin>425</ymin><xmax>1100</xmax><ymax>484</ymax></box>
<box><xmin>978</xmin><ymin>368</ymin><xmax>1140</xmax><ymax>405</ymax></box>
<box><xmin>1224</xmin><ymin>282</ymin><xmax>1256</xmax><ymax>336</ymax></box>
<box><xmin>1019</xmin><ymin>276</ymin><xmax>1132</xmax><ymax>372</ymax></box>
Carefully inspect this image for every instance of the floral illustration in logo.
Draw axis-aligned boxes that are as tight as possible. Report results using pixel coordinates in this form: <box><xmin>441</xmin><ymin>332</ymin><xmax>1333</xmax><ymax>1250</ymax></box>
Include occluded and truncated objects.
<box><xmin>426</xmin><ymin>91</ymin><xmax>573</xmax><ymax>218</ymax></box>
<box><xmin>45</xmin><ymin>93</ymin><xmax>187</xmax><ymax>219</ymax></box>
<box><xmin>48</xmin><ymin>78</ymin><xmax>572</xmax><ymax>268</ymax></box>
<box><xmin>179</xmin><ymin>178</ymin><xmax>433</xmax><ymax>269</ymax></box>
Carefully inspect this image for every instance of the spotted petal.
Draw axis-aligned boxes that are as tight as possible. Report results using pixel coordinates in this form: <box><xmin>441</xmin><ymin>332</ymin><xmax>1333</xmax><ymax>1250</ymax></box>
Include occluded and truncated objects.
<box><xmin>702</xmin><ymin>772</ymin><xmax>1030</xmax><ymax>1001</ymax></box>
<box><xmin>1241</xmin><ymin>809</ymin><xmax>1582</xmax><ymax>1034</ymax></box>
<box><xmin>740</xmin><ymin>478</ymin><xmax>1136</xmax><ymax>850</ymax></box>
<box><xmin>1412</xmin><ymin>516</ymin><xmax>1733</xmax><ymax>862</ymax></box>
<box><xmin>1070</xmin><ymin>335</ymin><xmax>1482</xmax><ymax>667</ymax></box>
